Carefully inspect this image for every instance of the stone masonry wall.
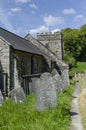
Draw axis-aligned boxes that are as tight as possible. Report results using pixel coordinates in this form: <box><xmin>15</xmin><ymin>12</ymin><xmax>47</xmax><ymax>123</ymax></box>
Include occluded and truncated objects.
<box><xmin>25</xmin><ymin>34</ymin><xmax>56</xmax><ymax>68</ymax></box>
<box><xmin>10</xmin><ymin>50</ymin><xmax>32</xmax><ymax>90</ymax></box>
<box><xmin>0</xmin><ymin>38</ymin><xmax>10</xmax><ymax>92</ymax></box>
<box><xmin>25</xmin><ymin>33</ymin><xmax>69</xmax><ymax>87</ymax></box>
<box><xmin>37</xmin><ymin>32</ymin><xmax>63</xmax><ymax>60</ymax></box>
<box><xmin>10</xmin><ymin>49</ymin><xmax>49</xmax><ymax>90</ymax></box>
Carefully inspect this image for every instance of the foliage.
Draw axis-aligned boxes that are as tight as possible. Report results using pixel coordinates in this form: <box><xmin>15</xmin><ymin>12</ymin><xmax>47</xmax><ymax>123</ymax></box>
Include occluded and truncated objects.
<box><xmin>63</xmin><ymin>24</ymin><xmax>86</xmax><ymax>62</ymax></box>
<box><xmin>69</xmin><ymin>62</ymin><xmax>86</xmax><ymax>78</ymax></box>
<box><xmin>79</xmin><ymin>24</ymin><xmax>86</xmax><ymax>61</ymax></box>
<box><xmin>73</xmin><ymin>62</ymin><xmax>86</xmax><ymax>74</ymax></box>
<box><xmin>63</xmin><ymin>24</ymin><xmax>86</xmax><ymax>77</ymax></box>
<box><xmin>63</xmin><ymin>28</ymin><xmax>81</xmax><ymax>59</ymax></box>
<box><xmin>0</xmin><ymin>85</ymin><xmax>74</xmax><ymax>130</ymax></box>
<box><xmin>64</xmin><ymin>54</ymin><xmax>77</xmax><ymax>69</ymax></box>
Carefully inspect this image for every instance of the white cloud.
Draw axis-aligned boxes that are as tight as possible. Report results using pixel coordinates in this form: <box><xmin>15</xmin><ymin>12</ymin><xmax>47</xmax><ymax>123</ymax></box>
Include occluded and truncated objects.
<box><xmin>76</xmin><ymin>15</ymin><xmax>83</xmax><ymax>19</ymax></box>
<box><xmin>11</xmin><ymin>7</ymin><xmax>21</xmax><ymax>12</ymax></box>
<box><xmin>15</xmin><ymin>0</ymin><xmax>31</xmax><ymax>3</ymax></box>
<box><xmin>74</xmin><ymin>14</ymin><xmax>86</xmax><ymax>21</ymax></box>
<box><xmin>29</xmin><ymin>25</ymin><xmax>61</xmax><ymax>36</ymax></box>
<box><xmin>43</xmin><ymin>15</ymin><xmax>64</xmax><ymax>26</ymax></box>
<box><xmin>29</xmin><ymin>3</ymin><xmax>37</xmax><ymax>9</ymax></box>
<box><xmin>29</xmin><ymin>25</ymin><xmax>49</xmax><ymax>35</ymax></box>
<box><xmin>52</xmin><ymin>29</ymin><xmax>60</xmax><ymax>33</ymax></box>
<box><xmin>0</xmin><ymin>8</ymin><xmax>15</xmax><ymax>32</ymax></box>
<box><xmin>29</xmin><ymin>15</ymin><xmax>64</xmax><ymax>36</ymax></box>
<box><xmin>0</xmin><ymin>7</ymin><xmax>21</xmax><ymax>34</ymax></box>
<box><xmin>63</xmin><ymin>8</ymin><xmax>76</xmax><ymax>15</ymax></box>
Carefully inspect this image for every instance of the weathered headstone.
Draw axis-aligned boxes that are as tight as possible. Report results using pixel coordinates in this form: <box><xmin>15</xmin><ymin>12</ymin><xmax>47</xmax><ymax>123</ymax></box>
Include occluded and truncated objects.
<box><xmin>0</xmin><ymin>90</ymin><xmax>4</xmax><ymax>105</ymax></box>
<box><xmin>9</xmin><ymin>87</ymin><xmax>26</xmax><ymax>103</ymax></box>
<box><xmin>84</xmin><ymin>70</ymin><xmax>86</xmax><ymax>79</ymax></box>
<box><xmin>61</xmin><ymin>66</ymin><xmax>70</xmax><ymax>87</ymax></box>
<box><xmin>52</xmin><ymin>69</ymin><xmax>64</xmax><ymax>92</ymax></box>
<box><xmin>29</xmin><ymin>77</ymin><xmax>39</xmax><ymax>93</ymax></box>
<box><xmin>35</xmin><ymin>72</ymin><xmax>57</xmax><ymax>111</ymax></box>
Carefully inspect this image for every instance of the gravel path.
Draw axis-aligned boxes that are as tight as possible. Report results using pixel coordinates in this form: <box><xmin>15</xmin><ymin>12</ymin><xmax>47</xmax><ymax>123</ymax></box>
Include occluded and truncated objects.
<box><xmin>70</xmin><ymin>82</ymin><xmax>83</xmax><ymax>130</ymax></box>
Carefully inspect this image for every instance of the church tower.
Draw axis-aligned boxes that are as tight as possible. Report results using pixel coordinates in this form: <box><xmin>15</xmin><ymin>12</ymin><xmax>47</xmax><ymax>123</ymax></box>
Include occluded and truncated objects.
<box><xmin>37</xmin><ymin>31</ymin><xmax>64</xmax><ymax>60</ymax></box>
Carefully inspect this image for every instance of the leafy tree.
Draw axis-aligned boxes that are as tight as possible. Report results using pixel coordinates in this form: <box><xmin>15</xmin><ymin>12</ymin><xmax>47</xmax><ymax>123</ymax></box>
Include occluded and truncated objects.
<box><xmin>63</xmin><ymin>28</ymin><xmax>81</xmax><ymax>59</ymax></box>
<box><xmin>79</xmin><ymin>24</ymin><xmax>86</xmax><ymax>61</ymax></box>
<box><xmin>63</xmin><ymin>28</ymin><xmax>80</xmax><ymax>76</ymax></box>
<box><xmin>63</xmin><ymin>24</ymin><xmax>86</xmax><ymax>77</ymax></box>
<box><xmin>64</xmin><ymin>53</ymin><xmax>77</xmax><ymax>69</ymax></box>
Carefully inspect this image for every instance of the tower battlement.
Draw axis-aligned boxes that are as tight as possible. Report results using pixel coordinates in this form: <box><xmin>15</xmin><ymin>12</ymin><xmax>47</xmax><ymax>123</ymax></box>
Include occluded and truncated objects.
<box><xmin>37</xmin><ymin>31</ymin><xmax>62</xmax><ymax>41</ymax></box>
<box><xmin>37</xmin><ymin>31</ymin><xmax>64</xmax><ymax>60</ymax></box>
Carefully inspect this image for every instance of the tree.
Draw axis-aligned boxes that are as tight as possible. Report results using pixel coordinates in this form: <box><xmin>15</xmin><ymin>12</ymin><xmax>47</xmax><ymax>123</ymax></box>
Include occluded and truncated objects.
<box><xmin>79</xmin><ymin>24</ymin><xmax>86</xmax><ymax>61</ymax></box>
<box><xmin>63</xmin><ymin>28</ymin><xmax>81</xmax><ymax>59</ymax></box>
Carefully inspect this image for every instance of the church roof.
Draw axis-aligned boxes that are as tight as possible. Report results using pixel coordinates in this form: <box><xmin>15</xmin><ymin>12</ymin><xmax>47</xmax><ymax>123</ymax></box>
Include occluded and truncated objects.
<box><xmin>0</xmin><ymin>27</ymin><xmax>45</xmax><ymax>56</ymax></box>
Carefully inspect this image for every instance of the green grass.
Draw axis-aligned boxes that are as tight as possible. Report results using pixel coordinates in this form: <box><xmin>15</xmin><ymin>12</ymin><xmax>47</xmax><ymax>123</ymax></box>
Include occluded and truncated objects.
<box><xmin>76</xmin><ymin>62</ymin><xmax>86</xmax><ymax>73</ymax></box>
<box><xmin>76</xmin><ymin>77</ymin><xmax>86</xmax><ymax>130</ymax></box>
<box><xmin>69</xmin><ymin>62</ymin><xmax>86</xmax><ymax>77</ymax></box>
<box><xmin>0</xmin><ymin>85</ymin><xmax>74</xmax><ymax>130</ymax></box>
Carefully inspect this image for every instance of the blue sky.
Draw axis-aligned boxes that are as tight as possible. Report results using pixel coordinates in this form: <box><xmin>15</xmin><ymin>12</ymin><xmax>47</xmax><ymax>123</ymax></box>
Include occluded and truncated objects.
<box><xmin>0</xmin><ymin>0</ymin><xmax>86</xmax><ymax>37</ymax></box>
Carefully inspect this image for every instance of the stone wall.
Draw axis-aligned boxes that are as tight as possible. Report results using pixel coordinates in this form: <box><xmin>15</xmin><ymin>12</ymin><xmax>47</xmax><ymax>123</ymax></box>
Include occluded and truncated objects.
<box><xmin>25</xmin><ymin>32</ymin><xmax>69</xmax><ymax>88</ymax></box>
<box><xmin>0</xmin><ymin>31</ymin><xmax>69</xmax><ymax>97</ymax></box>
<box><xmin>0</xmin><ymin>38</ymin><xmax>10</xmax><ymax>92</ymax></box>
<box><xmin>25</xmin><ymin>34</ymin><xmax>56</xmax><ymax>68</ymax></box>
<box><xmin>0</xmin><ymin>37</ymin><xmax>50</xmax><ymax>94</ymax></box>
<box><xmin>37</xmin><ymin>32</ymin><xmax>64</xmax><ymax>60</ymax></box>
<box><xmin>10</xmin><ymin>48</ymin><xmax>49</xmax><ymax>91</ymax></box>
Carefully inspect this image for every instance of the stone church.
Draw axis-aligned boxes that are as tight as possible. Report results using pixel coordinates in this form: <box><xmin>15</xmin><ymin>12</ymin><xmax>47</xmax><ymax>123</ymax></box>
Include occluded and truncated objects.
<box><xmin>0</xmin><ymin>27</ymin><xmax>69</xmax><ymax>97</ymax></box>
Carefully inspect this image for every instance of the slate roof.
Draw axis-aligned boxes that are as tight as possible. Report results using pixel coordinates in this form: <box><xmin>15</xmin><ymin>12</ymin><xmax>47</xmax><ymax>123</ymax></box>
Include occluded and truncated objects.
<box><xmin>0</xmin><ymin>27</ymin><xmax>45</xmax><ymax>56</ymax></box>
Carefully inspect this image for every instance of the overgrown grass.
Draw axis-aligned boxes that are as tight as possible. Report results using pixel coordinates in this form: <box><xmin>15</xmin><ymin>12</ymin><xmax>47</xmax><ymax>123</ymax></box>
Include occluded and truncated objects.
<box><xmin>0</xmin><ymin>85</ymin><xmax>74</xmax><ymax>130</ymax></box>
<box><xmin>70</xmin><ymin>62</ymin><xmax>86</xmax><ymax>129</ymax></box>
<box><xmin>77</xmin><ymin>77</ymin><xmax>86</xmax><ymax>130</ymax></box>
<box><xmin>76</xmin><ymin>62</ymin><xmax>86</xmax><ymax>73</ymax></box>
<box><xmin>69</xmin><ymin>62</ymin><xmax>86</xmax><ymax>77</ymax></box>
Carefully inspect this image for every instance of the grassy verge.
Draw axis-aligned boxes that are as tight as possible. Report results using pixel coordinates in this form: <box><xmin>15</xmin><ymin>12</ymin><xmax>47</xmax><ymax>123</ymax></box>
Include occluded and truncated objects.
<box><xmin>69</xmin><ymin>62</ymin><xmax>86</xmax><ymax>78</ymax></box>
<box><xmin>75</xmin><ymin>62</ymin><xmax>86</xmax><ymax>73</ymax></box>
<box><xmin>0</xmin><ymin>85</ymin><xmax>74</xmax><ymax>130</ymax></box>
<box><xmin>70</xmin><ymin>62</ymin><xmax>86</xmax><ymax>130</ymax></box>
<box><xmin>77</xmin><ymin>76</ymin><xmax>86</xmax><ymax>130</ymax></box>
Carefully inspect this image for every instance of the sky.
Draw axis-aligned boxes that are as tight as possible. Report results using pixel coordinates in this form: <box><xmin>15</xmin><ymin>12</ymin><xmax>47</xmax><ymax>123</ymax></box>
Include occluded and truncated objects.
<box><xmin>0</xmin><ymin>0</ymin><xmax>86</xmax><ymax>37</ymax></box>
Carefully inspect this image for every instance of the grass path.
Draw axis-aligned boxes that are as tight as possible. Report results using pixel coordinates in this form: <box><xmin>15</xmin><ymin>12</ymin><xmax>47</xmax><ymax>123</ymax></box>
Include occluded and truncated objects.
<box><xmin>70</xmin><ymin>81</ymin><xmax>83</xmax><ymax>130</ymax></box>
<box><xmin>72</xmin><ymin>76</ymin><xmax>86</xmax><ymax>130</ymax></box>
<box><xmin>78</xmin><ymin>76</ymin><xmax>86</xmax><ymax>130</ymax></box>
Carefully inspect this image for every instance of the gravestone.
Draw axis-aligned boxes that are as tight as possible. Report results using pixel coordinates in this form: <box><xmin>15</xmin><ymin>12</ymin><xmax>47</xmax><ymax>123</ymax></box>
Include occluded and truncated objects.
<box><xmin>0</xmin><ymin>90</ymin><xmax>4</xmax><ymax>105</ymax></box>
<box><xmin>29</xmin><ymin>77</ymin><xmax>39</xmax><ymax>93</ymax></box>
<box><xmin>35</xmin><ymin>72</ymin><xmax>57</xmax><ymax>111</ymax></box>
<box><xmin>9</xmin><ymin>87</ymin><xmax>26</xmax><ymax>103</ymax></box>
<box><xmin>61</xmin><ymin>66</ymin><xmax>70</xmax><ymax>87</ymax></box>
<box><xmin>84</xmin><ymin>70</ymin><xmax>86</xmax><ymax>80</ymax></box>
<box><xmin>52</xmin><ymin>69</ymin><xmax>64</xmax><ymax>92</ymax></box>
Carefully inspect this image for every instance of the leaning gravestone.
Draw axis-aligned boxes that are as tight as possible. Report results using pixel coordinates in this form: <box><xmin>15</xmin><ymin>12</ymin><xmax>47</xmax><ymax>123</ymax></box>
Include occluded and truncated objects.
<box><xmin>52</xmin><ymin>69</ymin><xmax>64</xmax><ymax>92</ymax></box>
<box><xmin>35</xmin><ymin>72</ymin><xmax>57</xmax><ymax>111</ymax></box>
<box><xmin>0</xmin><ymin>90</ymin><xmax>4</xmax><ymax>105</ymax></box>
<box><xmin>9</xmin><ymin>87</ymin><xmax>26</xmax><ymax>103</ymax></box>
